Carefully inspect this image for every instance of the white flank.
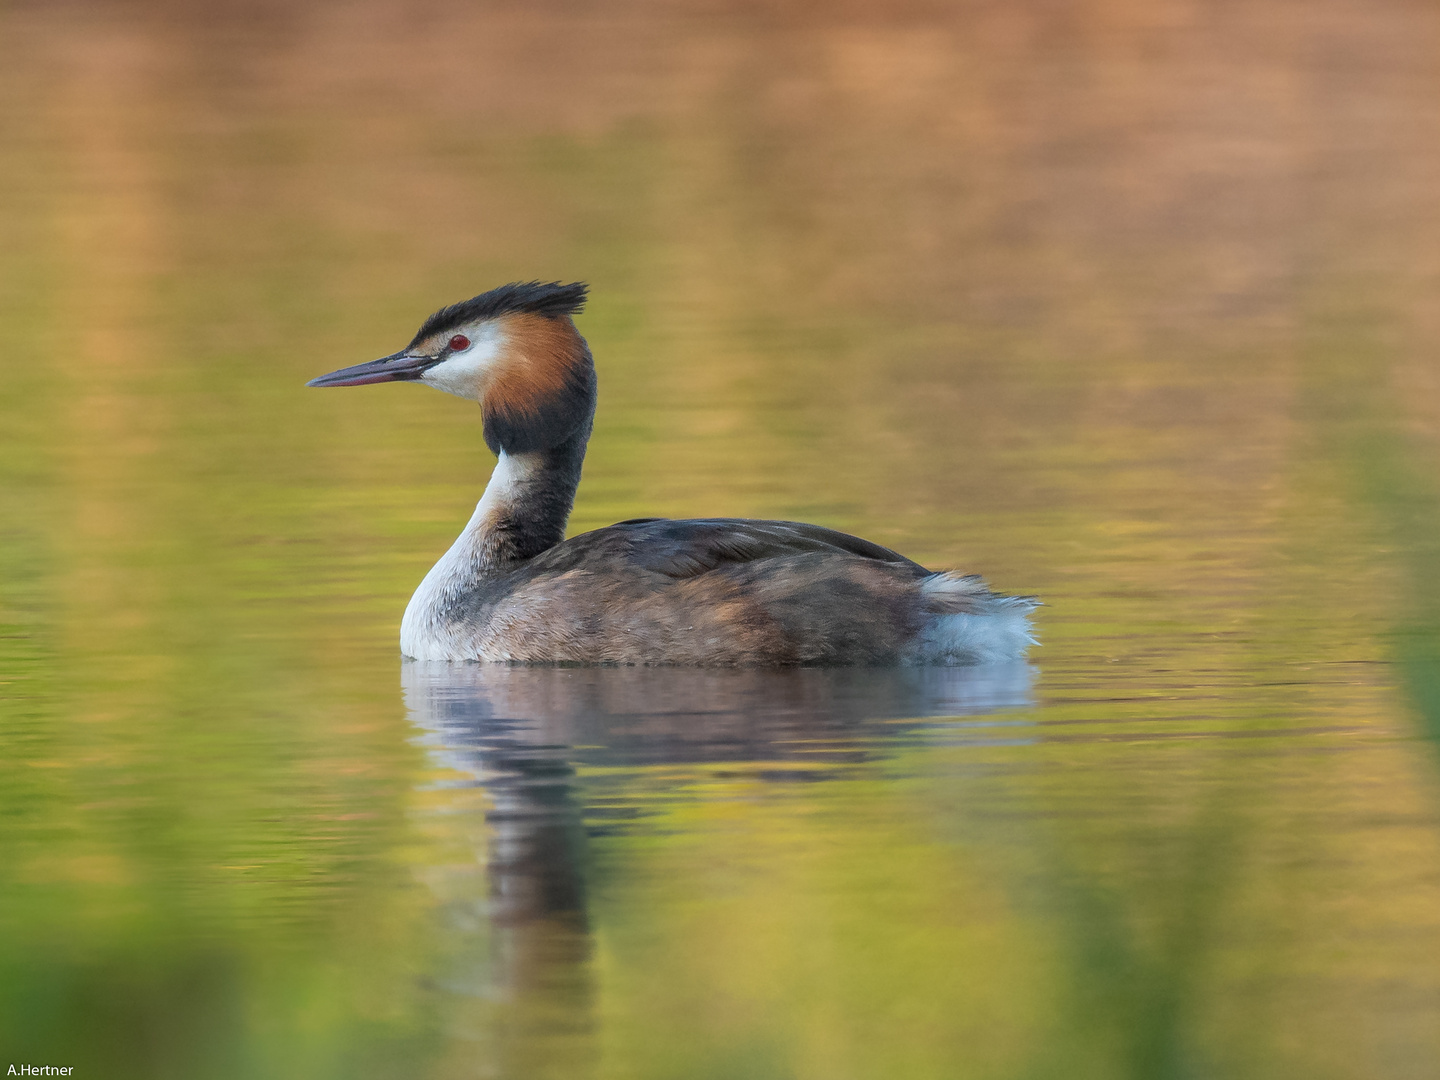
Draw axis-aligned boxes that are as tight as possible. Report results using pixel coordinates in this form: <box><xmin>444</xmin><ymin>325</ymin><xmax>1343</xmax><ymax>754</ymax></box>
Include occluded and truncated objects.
<box><xmin>400</xmin><ymin>451</ymin><xmax>539</xmax><ymax>660</ymax></box>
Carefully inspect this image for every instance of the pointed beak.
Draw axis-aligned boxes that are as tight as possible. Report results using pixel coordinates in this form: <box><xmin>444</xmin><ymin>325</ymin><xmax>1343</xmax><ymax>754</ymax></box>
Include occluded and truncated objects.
<box><xmin>307</xmin><ymin>350</ymin><xmax>437</xmax><ymax>387</ymax></box>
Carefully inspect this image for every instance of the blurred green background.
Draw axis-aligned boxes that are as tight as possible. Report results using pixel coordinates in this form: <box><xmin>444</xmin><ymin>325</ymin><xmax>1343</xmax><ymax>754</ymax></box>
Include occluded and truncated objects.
<box><xmin>3</xmin><ymin>0</ymin><xmax>1440</xmax><ymax>1077</ymax></box>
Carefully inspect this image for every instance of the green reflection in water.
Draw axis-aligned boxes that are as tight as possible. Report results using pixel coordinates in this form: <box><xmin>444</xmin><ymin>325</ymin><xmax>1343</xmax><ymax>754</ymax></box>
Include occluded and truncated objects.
<box><xmin>3</xmin><ymin>2</ymin><xmax>1440</xmax><ymax>1078</ymax></box>
<box><xmin>1301</xmin><ymin>310</ymin><xmax>1440</xmax><ymax>748</ymax></box>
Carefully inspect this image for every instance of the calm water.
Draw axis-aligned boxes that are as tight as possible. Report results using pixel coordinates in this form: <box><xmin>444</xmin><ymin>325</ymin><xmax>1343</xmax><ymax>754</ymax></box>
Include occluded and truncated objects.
<box><xmin>4</xmin><ymin>2</ymin><xmax>1440</xmax><ymax>1077</ymax></box>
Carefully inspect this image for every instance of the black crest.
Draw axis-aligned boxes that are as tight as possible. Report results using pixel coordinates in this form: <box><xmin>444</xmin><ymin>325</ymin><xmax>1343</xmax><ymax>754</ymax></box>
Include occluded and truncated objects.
<box><xmin>409</xmin><ymin>281</ymin><xmax>588</xmax><ymax>346</ymax></box>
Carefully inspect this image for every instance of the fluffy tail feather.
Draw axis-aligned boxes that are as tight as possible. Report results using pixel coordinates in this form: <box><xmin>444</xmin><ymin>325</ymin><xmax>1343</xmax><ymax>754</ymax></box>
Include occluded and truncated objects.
<box><xmin>909</xmin><ymin>571</ymin><xmax>1039</xmax><ymax>665</ymax></box>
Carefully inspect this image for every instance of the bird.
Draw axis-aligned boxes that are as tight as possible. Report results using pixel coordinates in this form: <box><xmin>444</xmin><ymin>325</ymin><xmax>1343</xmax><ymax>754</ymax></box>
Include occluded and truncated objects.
<box><xmin>308</xmin><ymin>281</ymin><xmax>1037</xmax><ymax>664</ymax></box>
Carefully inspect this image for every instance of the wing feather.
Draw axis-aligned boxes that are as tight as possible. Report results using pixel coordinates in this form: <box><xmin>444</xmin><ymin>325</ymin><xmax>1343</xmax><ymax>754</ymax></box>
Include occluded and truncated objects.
<box><xmin>527</xmin><ymin>518</ymin><xmax>928</xmax><ymax>578</ymax></box>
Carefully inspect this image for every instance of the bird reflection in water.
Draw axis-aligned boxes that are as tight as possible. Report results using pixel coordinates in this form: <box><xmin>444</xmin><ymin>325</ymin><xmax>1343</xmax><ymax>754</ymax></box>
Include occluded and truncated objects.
<box><xmin>401</xmin><ymin>662</ymin><xmax>1034</xmax><ymax>1073</ymax></box>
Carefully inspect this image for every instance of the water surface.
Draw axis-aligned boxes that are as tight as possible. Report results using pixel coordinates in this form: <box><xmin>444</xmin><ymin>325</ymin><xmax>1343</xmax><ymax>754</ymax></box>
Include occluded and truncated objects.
<box><xmin>3</xmin><ymin>2</ymin><xmax>1440</xmax><ymax>1077</ymax></box>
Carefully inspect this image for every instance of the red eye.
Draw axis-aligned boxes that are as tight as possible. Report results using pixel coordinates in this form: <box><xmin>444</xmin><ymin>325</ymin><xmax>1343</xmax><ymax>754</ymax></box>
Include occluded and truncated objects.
<box><xmin>448</xmin><ymin>334</ymin><xmax>470</xmax><ymax>351</ymax></box>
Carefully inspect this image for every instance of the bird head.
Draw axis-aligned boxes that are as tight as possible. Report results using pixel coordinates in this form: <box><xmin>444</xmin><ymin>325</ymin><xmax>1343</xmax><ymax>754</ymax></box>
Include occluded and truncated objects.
<box><xmin>308</xmin><ymin>281</ymin><xmax>595</xmax><ymax>455</ymax></box>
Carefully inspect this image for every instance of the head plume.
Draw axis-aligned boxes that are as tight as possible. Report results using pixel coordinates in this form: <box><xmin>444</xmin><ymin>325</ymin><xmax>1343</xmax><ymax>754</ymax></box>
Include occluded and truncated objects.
<box><xmin>409</xmin><ymin>281</ymin><xmax>588</xmax><ymax>349</ymax></box>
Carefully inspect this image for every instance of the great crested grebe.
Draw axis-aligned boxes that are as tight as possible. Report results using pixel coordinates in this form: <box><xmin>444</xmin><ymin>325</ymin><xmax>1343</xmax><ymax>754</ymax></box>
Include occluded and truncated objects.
<box><xmin>309</xmin><ymin>282</ymin><xmax>1036</xmax><ymax>664</ymax></box>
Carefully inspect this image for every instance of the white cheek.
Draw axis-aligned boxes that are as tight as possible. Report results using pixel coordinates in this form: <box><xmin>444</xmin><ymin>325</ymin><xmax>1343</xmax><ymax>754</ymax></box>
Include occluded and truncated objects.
<box><xmin>420</xmin><ymin>326</ymin><xmax>504</xmax><ymax>400</ymax></box>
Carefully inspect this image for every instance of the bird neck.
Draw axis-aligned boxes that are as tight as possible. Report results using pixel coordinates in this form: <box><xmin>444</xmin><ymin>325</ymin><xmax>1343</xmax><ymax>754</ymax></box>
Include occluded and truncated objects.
<box><xmin>467</xmin><ymin>426</ymin><xmax>589</xmax><ymax>569</ymax></box>
<box><xmin>400</xmin><ymin>407</ymin><xmax>592</xmax><ymax>659</ymax></box>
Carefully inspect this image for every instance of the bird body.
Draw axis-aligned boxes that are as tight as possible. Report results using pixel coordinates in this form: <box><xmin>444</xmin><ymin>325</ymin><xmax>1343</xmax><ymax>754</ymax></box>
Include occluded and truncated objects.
<box><xmin>310</xmin><ymin>282</ymin><xmax>1036</xmax><ymax>665</ymax></box>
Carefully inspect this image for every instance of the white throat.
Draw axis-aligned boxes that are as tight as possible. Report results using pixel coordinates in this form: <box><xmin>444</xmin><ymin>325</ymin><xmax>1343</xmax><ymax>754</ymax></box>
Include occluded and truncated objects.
<box><xmin>399</xmin><ymin>451</ymin><xmax>539</xmax><ymax>660</ymax></box>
